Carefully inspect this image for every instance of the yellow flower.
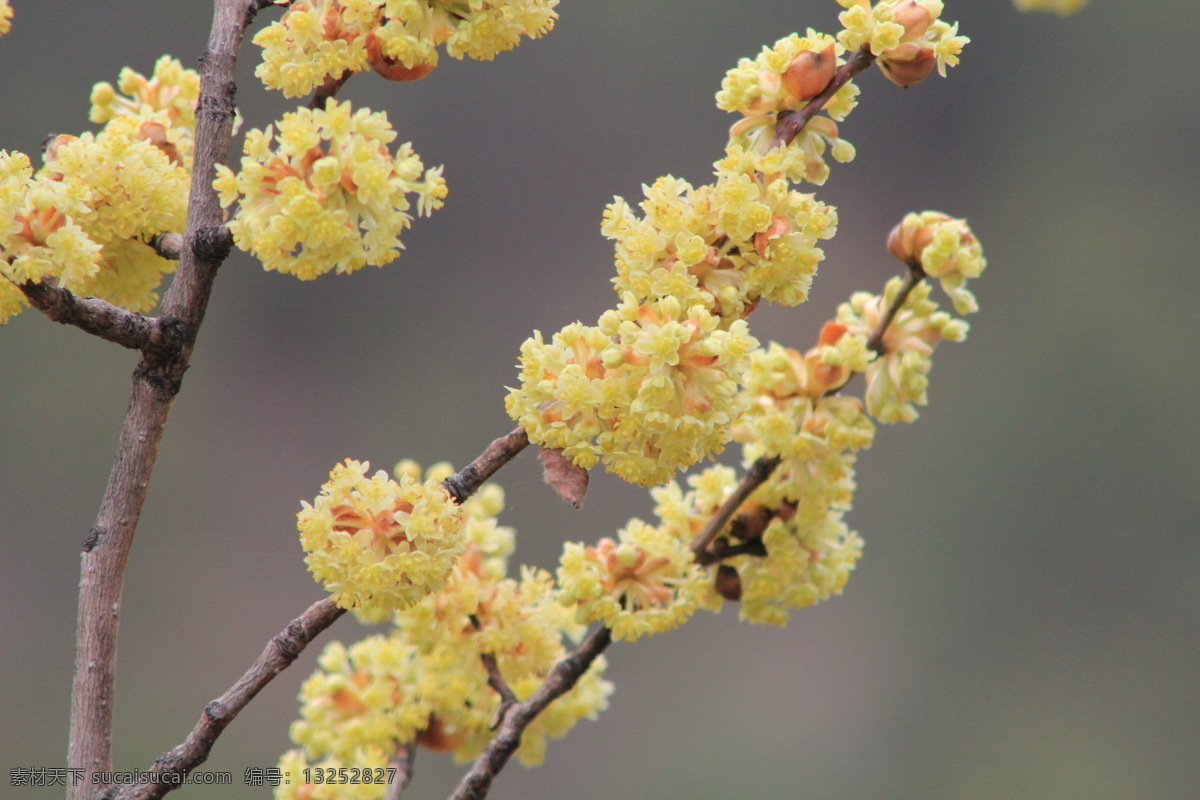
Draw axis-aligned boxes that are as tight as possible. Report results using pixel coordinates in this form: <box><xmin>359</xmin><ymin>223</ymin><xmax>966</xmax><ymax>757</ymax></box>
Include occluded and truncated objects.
<box><xmin>299</xmin><ymin>459</ymin><xmax>465</xmax><ymax>613</ymax></box>
<box><xmin>0</xmin><ymin>0</ymin><xmax>13</xmax><ymax>36</ymax></box>
<box><xmin>837</xmin><ymin>278</ymin><xmax>968</xmax><ymax>423</ymax></box>
<box><xmin>90</xmin><ymin>56</ymin><xmax>201</xmax><ymax>167</ymax></box>
<box><xmin>215</xmin><ymin>99</ymin><xmax>446</xmax><ymax>279</ymax></box>
<box><xmin>557</xmin><ymin>520</ymin><xmax>706</xmax><ymax>641</ymax></box>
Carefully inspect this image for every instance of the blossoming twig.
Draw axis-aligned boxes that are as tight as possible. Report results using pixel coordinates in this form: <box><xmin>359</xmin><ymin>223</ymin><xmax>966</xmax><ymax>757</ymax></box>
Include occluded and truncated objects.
<box><xmin>689</xmin><ymin>455</ymin><xmax>782</xmax><ymax>558</ymax></box>
<box><xmin>449</xmin><ymin>625</ymin><xmax>613</xmax><ymax>800</ymax></box>
<box><xmin>867</xmin><ymin>263</ymin><xmax>926</xmax><ymax>354</ymax></box>
<box><xmin>772</xmin><ymin>45</ymin><xmax>876</xmax><ymax>149</ymax></box>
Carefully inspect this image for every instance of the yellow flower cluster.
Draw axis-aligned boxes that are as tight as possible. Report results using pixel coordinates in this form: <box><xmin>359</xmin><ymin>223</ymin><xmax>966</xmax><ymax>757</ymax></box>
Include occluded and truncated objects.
<box><xmin>557</xmin><ymin>518</ymin><xmax>706</xmax><ymax>641</ymax></box>
<box><xmin>1013</xmin><ymin>0</ymin><xmax>1088</xmax><ymax>14</ymax></box>
<box><xmin>0</xmin><ymin>0</ymin><xmax>12</xmax><ymax>36</ymax></box>
<box><xmin>888</xmin><ymin>210</ymin><xmax>985</xmax><ymax>314</ymax></box>
<box><xmin>214</xmin><ymin>99</ymin><xmax>446</xmax><ymax>279</ymax></box>
<box><xmin>716</xmin><ymin>30</ymin><xmax>859</xmax><ymax>184</ymax></box>
<box><xmin>835</xmin><ymin>0</ymin><xmax>969</xmax><ymax>88</ymax></box>
<box><xmin>0</xmin><ymin>117</ymin><xmax>190</xmax><ymax>323</ymax></box>
<box><xmin>603</xmin><ymin>155</ymin><xmax>838</xmax><ymax>321</ymax></box>
<box><xmin>506</xmin><ymin>294</ymin><xmax>758</xmax><ymax>486</ymax></box>
<box><xmin>283</xmin><ymin>466</ymin><xmax>610</xmax><ymax>783</ymax></box>
<box><xmin>89</xmin><ymin>56</ymin><xmax>200</xmax><ymax>169</ymax></box>
<box><xmin>254</xmin><ymin>0</ymin><xmax>559</xmax><ymax>97</ymax></box>
<box><xmin>298</xmin><ymin>459</ymin><xmax>466</xmax><ymax>613</ymax></box>
<box><xmin>837</xmin><ymin>277</ymin><xmax>968</xmax><ymax>423</ymax></box>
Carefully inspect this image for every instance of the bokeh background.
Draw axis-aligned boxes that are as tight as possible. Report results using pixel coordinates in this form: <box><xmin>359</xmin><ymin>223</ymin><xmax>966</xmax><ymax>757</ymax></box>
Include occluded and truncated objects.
<box><xmin>2</xmin><ymin>1</ymin><xmax>1198</xmax><ymax>798</ymax></box>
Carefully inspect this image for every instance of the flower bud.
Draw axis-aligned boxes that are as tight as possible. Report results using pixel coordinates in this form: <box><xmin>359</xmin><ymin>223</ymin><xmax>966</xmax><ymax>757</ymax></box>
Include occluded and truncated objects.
<box><xmin>892</xmin><ymin>0</ymin><xmax>934</xmax><ymax>38</ymax></box>
<box><xmin>887</xmin><ymin>211</ymin><xmax>951</xmax><ymax>267</ymax></box>
<box><xmin>136</xmin><ymin>120</ymin><xmax>183</xmax><ymax>165</ymax></box>
<box><xmin>878</xmin><ymin>44</ymin><xmax>937</xmax><ymax>88</ymax></box>
<box><xmin>781</xmin><ymin>44</ymin><xmax>837</xmax><ymax>101</ymax></box>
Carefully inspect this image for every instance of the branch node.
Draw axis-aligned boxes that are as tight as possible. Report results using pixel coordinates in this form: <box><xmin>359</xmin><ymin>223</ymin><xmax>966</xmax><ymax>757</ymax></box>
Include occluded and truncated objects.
<box><xmin>192</xmin><ymin>226</ymin><xmax>234</xmax><ymax>263</ymax></box>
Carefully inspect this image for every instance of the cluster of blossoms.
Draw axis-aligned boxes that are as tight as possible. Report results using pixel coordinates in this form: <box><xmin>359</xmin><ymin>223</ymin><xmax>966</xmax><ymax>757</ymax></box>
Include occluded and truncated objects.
<box><xmin>89</xmin><ymin>56</ymin><xmax>201</xmax><ymax>170</ymax></box>
<box><xmin>214</xmin><ymin>99</ymin><xmax>446</xmax><ymax>278</ymax></box>
<box><xmin>716</xmin><ymin>30</ymin><xmax>859</xmax><ymax>185</ymax></box>
<box><xmin>0</xmin><ymin>1</ymin><xmax>12</xmax><ymax>36</ymax></box>
<box><xmin>254</xmin><ymin>0</ymin><xmax>559</xmax><ymax>97</ymax></box>
<box><xmin>835</xmin><ymin>0</ymin><xmax>969</xmax><ymax>88</ymax></box>
<box><xmin>0</xmin><ymin>68</ymin><xmax>192</xmax><ymax>324</ymax></box>
<box><xmin>299</xmin><ymin>459</ymin><xmax>466</xmax><ymax>613</ymax></box>
<box><xmin>506</xmin><ymin>129</ymin><xmax>843</xmax><ymax>487</ymax></box>
<box><xmin>282</xmin><ymin>463</ymin><xmax>611</xmax><ymax>798</ymax></box>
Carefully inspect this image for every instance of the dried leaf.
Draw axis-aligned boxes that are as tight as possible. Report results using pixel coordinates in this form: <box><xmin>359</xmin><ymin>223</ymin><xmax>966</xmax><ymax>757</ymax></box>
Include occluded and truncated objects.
<box><xmin>539</xmin><ymin>447</ymin><xmax>589</xmax><ymax>509</ymax></box>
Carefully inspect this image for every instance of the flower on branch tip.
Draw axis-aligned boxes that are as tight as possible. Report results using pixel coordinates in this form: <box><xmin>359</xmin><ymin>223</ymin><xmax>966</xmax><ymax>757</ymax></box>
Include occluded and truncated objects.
<box><xmin>214</xmin><ymin>99</ymin><xmax>446</xmax><ymax>279</ymax></box>
<box><xmin>888</xmin><ymin>210</ymin><xmax>985</xmax><ymax>314</ymax></box>
<box><xmin>253</xmin><ymin>0</ymin><xmax>559</xmax><ymax>97</ymax></box>
<box><xmin>838</xmin><ymin>278</ymin><xmax>967</xmax><ymax>423</ymax></box>
<box><xmin>1013</xmin><ymin>0</ymin><xmax>1088</xmax><ymax>15</ymax></box>
<box><xmin>717</xmin><ymin>30</ymin><xmax>859</xmax><ymax>185</ymax></box>
<box><xmin>299</xmin><ymin>459</ymin><xmax>465</xmax><ymax>614</ymax></box>
<box><xmin>835</xmin><ymin>0</ymin><xmax>968</xmax><ymax>87</ymax></box>
<box><xmin>557</xmin><ymin>520</ymin><xmax>706</xmax><ymax>641</ymax></box>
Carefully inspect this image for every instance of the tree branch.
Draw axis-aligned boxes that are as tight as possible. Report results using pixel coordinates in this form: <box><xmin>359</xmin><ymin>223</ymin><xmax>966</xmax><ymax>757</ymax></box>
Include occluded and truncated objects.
<box><xmin>867</xmin><ymin>263</ymin><xmax>926</xmax><ymax>354</ymax></box>
<box><xmin>443</xmin><ymin>426</ymin><xmax>531</xmax><ymax>504</ymax></box>
<box><xmin>689</xmin><ymin>455</ymin><xmax>781</xmax><ymax>558</ymax></box>
<box><xmin>69</xmin><ymin>1</ymin><xmax>254</xmax><ymax>796</ymax></box>
<box><xmin>106</xmin><ymin>599</ymin><xmax>346</xmax><ymax>800</ymax></box>
<box><xmin>772</xmin><ymin>45</ymin><xmax>876</xmax><ymax>150</ymax></box>
<box><xmin>385</xmin><ymin>742</ymin><xmax>418</xmax><ymax>800</ymax></box>
<box><xmin>449</xmin><ymin>625</ymin><xmax>613</xmax><ymax>800</ymax></box>
<box><xmin>16</xmin><ymin>278</ymin><xmax>179</xmax><ymax>352</ymax></box>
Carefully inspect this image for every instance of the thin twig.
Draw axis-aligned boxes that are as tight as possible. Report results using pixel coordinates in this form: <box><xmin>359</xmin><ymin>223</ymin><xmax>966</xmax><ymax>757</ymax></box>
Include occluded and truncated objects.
<box><xmin>449</xmin><ymin>625</ymin><xmax>613</xmax><ymax>800</ymax></box>
<box><xmin>385</xmin><ymin>742</ymin><xmax>418</xmax><ymax>800</ymax></box>
<box><xmin>149</xmin><ymin>232</ymin><xmax>186</xmax><ymax>261</ymax></box>
<box><xmin>443</xmin><ymin>426</ymin><xmax>531</xmax><ymax>504</ymax></box>
<box><xmin>16</xmin><ymin>278</ymin><xmax>178</xmax><ymax>353</ymax></box>
<box><xmin>69</xmin><ymin>1</ymin><xmax>254</xmax><ymax>796</ymax></box>
<box><xmin>309</xmin><ymin>70</ymin><xmax>352</xmax><ymax>110</ymax></box>
<box><xmin>688</xmin><ymin>455</ymin><xmax>781</xmax><ymax>558</ymax></box>
<box><xmin>106</xmin><ymin>599</ymin><xmax>346</xmax><ymax>800</ymax></box>
<box><xmin>867</xmin><ymin>264</ymin><xmax>925</xmax><ymax>354</ymax></box>
<box><xmin>771</xmin><ymin>45</ymin><xmax>877</xmax><ymax>150</ymax></box>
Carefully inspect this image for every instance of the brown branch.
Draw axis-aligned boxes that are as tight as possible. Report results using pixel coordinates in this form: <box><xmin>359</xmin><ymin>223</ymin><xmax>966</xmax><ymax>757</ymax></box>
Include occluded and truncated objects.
<box><xmin>443</xmin><ymin>426</ymin><xmax>531</xmax><ymax>504</ymax></box>
<box><xmin>148</xmin><ymin>232</ymin><xmax>186</xmax><ymax>261</ymax></box>
<box><xmin>689</xmin><ymin>455</ymin><xmax>781</xmax><ymax>559</ymax></box>
<box><xmin>106</xmin><ymin>599</ymin><xmax>346</xmax><ymax>800</ymax></box>
<box><xmin>16</xmin><ymin>278</ymin><xmax>179</xmax><ymax>353</ymax></box>
<box><xmin>385</xmin><ymin>742</ymin><xmax>418</xmax><ymax>800</ymax></box>
<box><xmin>309</xmin><ymin>70</ymin><xmax>352</xmax><ymax>110</ymax></box>
<box><xmin>867</xmin><ymin>263</ymin><xmax>926</xmax><ymax>354</ymax></box>
<box><xmin>69</xmin><ymin>1</ymin><xmax>254</xmax><ymax>796</ymax></box>
<box><xmin>771</xmin><ymin>45</ymin><xmax>877</xmax><ymax>150</ymax></box>
<box><xmin>449</xmin><ymin>625</ymin><xmax>613</xmax><ymax>800</ymax></box>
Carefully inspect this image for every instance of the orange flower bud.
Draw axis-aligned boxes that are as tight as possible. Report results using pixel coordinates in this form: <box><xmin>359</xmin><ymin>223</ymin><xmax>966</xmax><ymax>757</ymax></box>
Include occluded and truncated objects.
<box><xmin>887</xmin><ymin>211</ymin><xmax>951</xmax><ymax>265</ymax></box>
<box><xmin>893</xmin><ymin>0</ymin><xmax>934</xmax><ymax>38</ymax></box>
<box><xmin>136</xmin><ymin>120</ymin><xmax>183</xmax><ymax>166</ymax></box>
<box><xmin>781</xmin><ymin>44</ymin><xmax>837</xmax><ymax>101</ymax></box>
<box><xmin>878</xmin><ymin>44</ymin><xmax>937</xmax><ymax>88</ymax></box>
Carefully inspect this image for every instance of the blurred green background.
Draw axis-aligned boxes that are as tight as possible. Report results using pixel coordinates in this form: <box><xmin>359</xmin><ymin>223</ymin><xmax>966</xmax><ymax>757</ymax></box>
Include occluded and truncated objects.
<box><xmin>2</xmin><ymin>1</ymin><xmax>1198</xmax><ymax>798</ymax></box>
